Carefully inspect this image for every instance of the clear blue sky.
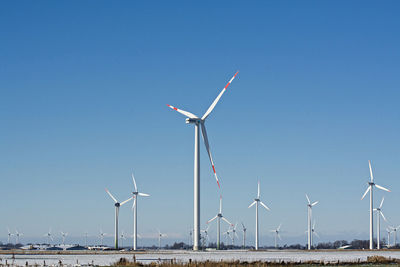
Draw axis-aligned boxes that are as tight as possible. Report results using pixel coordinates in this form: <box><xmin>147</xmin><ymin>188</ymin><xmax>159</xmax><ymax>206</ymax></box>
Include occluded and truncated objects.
<box><xmin>1</xmin><ymin>1</ymin><xmax>400</xmax><ymax>246</ymax></box>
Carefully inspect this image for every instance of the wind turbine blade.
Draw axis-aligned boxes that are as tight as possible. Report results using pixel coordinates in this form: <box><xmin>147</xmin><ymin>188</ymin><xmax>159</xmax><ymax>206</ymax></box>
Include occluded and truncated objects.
<box><xmin>207</xmin><ymin>215</ymin><xmax>218</xmax><ymax>224</ymax></box>
<box><xmin>277</xmin><ymin>223</ymin><xmax>282</xmax><ymax>231</ymax></box>
<box><xmin>311</xmin><ymin>201</ymin><xmax>319</xmax><ymax>206</ymax></box>
<box><xmin>131</xmin><ymin>173</ymin><xmax>138</xmax><ymax>192</ymax></box>
<box><xmin>221</xmin><ymin>216</ymin><xmax>233</xmax><ymax>226</ymax></box>
<box><xmin>235</xmin><ymin>232</ymin><xmax>239</xmax><ymax>239</ymax></box>
<box><xmin>361</xmin><ymin>186</ymin><xmax>371</xmax><ymax>200</ymax></box>
<box><xmin>138</xmin><ymin>192</ymin><xmax>150</xmax><ymax>197</ymax></box>
<box><xmin>200</xmin><ymin>123</ymin><xmax>220</xmax><ymax>188</ymax></box>
<box><xmin>375</xmin><ymin>184</ymin><xmax>391</xmax><ymax>192</ymax></box>
<box><xmin>105</xmin><ymin>188</ymin><xmax>118</xmax><ymax>203</ymax></box>
<box><xmin>166</xmin><ymin>104</ymin><xmax>198</xmax><ymax>119</ymax></box>
<box><xmin>314</xmin><ymin>231</ymin><xmax>320</xmax><ymax>238</ymax></box>
<box><xmin>219</xmin><ymin>195</ymin><xmax>222</xmax><ymax>214</ymax></box>
<box><xmin>305</xmin><ymin>194</ymin><xmax>311</xmax><ymax>204</ymax></box>
<box><xmin>277</xmin><ymin>233</ymin><xmax>282</xmax><ymax>240</ymax></box>
<box><xmin>120</xmin><ymin>197</ymin><xmax>133</xmax><ymax>206</ymax></box>
<box><xmin>368</xmin><ymin>160</ymin><xmax>374</xmax><ymax>182</ymax></box>
<box><xmin>248</xmin><ymin>201</ymin><xmax>256</xmax><ymax>208</ymax></box>
<box><xmin>259</xmin><ymin>201</ymin><xmax>270</xmax><ymax>211</ymax></box>
<box><xmin>381</xmin><ymin>211</ymin><xmax>387</xmax><ymax>222</ymax></box>
<box><xmin>379</xmin><ymin>197</ymin><xmax>385</xmax><ymax>209</ymax></box>
<box><xmin>313</xmin><ymin>220</ymin><xmax>316</xmax><ymax>229</ymax></box>
<box><xmin>201</xmin><ymin>71</ymin><xmax>239</xmax><ymax>121</ymax></box>
<box><xmin>257</xmin><ymin>181</ymin><xmax>260</xmax><ymax>199</ymax></box>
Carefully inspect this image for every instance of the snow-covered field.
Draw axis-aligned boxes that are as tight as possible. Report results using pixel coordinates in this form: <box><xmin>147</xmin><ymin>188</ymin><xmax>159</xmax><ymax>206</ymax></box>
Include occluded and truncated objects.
<box><xmin>2</xmin><ymin>250</ymin><xmax>400</xmax><ymax>266</ymax></box>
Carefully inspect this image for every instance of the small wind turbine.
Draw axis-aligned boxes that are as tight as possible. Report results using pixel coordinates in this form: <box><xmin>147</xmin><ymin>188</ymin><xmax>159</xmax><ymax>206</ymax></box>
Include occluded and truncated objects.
<box><xmin>248</xmin><ymin>181</ymin><xmax>271</xmax><ymax>250</ymax></box>
<box><xmin>361</xmin><ymin>160</ymin><xmax>391</xmax><ymax>249</ymax></box>
<box><xmin>270</xmin><ymin>224</ymin><xmax>282</xmax><ymax>248</ymax></box>
<box><xmin>223</xmin><ymin>228</ymin><xmax>232</xmax><ymax>246</ymax></box>
<box><xmin>15</xmin><ymin>230</ymin><xmax>22</xmax><ymax>244</ymax></box>
<box><xmin>201</xmin><ymin>225</ymin><xmax>210</xmax><ymax>248</ymax></box>
<box><xmin>44</xmin><ymin>229</ymin><xmax>53</xmax><ymax>245</ymax></box>
<box><xmin>231</xmin><ymin>223</ymin><xmax>239</xmax><ymax>246</ymax></box>
<box><xmin>105</xmin><ymin>188</ymin><xmax>133</xmax><ymax>249</ymax></box>
<box><xmin>60</xmin><ymin>231</ymin><xmax>68</xmax><ymax>246</ymax></box>
<box><xmin>306</xmin><ymin>194</ymin><xmax>318</xmax><ymax>250</ymax></box>
<box><xmin>241</xmin><ymin>222</ymin><xmax>247</xmax><ymax>249</ymax></box>
<box><xmin>120</xmin><ymin>231</ymin><xmax>126</xmax><ymax>248</ymax></box>
<box><xmin>207</xmin><ymin>195</ymin><xmax>233</xmax><ymax>250</ymax></box>
<box><xmin>389</xmin><ymin>225</ymin><xmax>400</xmax><ymax>247</ymax></box>
<box><xmin>167</xmin><ymin>71</ymin><xmax>239</xmax><ymax>250</ymax></box>
<box><xmin>157</xmin><ymin>229</ymin><xmax>167</xmax><ymax>250</ymax></box>
<box><xmin>131</xmin><ymin>173</ymin><xmax>150</xmax><ymax>251</ymax></box>
<box><xmin>99</xmin><ymin>230</ymin><xmax>106</xmax><ymax>246</ymax></box>
<box><xmin>373</xmin><ymin>197</ymin><xmax>387</xmax><ymax>249</ymax></box>
<box><xmin>7</xmin><ymin>228</ymin><xmax>13</xmax><ymax>244</ymax></box>
<box><xmin>311</xmin><ymin>220</ymin><xmax>319</xmax><ymax>247</ymax></box>
<box><xmin>386</xmin><ymin>228</ymin><xmax>392</xmax><ymax>248</ymax></box>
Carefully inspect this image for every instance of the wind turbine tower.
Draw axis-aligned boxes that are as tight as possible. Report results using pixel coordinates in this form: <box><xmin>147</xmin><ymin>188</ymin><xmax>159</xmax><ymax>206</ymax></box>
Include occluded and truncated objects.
<box><xmin>167</xmin><ymin>71</ymin><xmax>239</xmax><ymax>250</ymax></box>
<box><xmin>374</xmin><ymin>197</ymin><xmax>387</xmax><ymax>249</ymax></box>
<box><xmin>248</xmin><ymin>181</ymin><xmax>271</xmax><ymax>250</ymax></box>
<box><xmin>361</xmin><ymin>160</ymin><xmax>391</xmax><ymax>249</ymax></box>
<box><xmin>241</xmin><ymin>222</ymin><xmax>247</xmax><ymax>249</ymax></box>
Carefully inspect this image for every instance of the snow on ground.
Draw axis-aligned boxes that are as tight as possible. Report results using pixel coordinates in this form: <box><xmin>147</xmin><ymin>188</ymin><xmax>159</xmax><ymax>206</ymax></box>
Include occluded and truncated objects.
<box><xmin>2</xmin><ymin>250</ymin><xmax>400</xmax><ymax>266</ymax></box>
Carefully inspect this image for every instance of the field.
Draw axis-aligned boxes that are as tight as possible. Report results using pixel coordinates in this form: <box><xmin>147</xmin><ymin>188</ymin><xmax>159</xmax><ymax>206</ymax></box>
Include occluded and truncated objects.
<box><xmin>2</xmin><ymin>250</ymin><xmax>400</xmax><ymax>266</ymax></box>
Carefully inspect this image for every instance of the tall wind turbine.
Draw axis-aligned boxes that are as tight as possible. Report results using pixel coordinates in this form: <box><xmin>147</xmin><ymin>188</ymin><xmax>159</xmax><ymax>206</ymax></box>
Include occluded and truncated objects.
<box><xmin>270</xmin><ymin>224</ymin><xmax>282</xmax><ymax>248</ymax></box>
<box><xmin>131</xmin><ymin>173</ymin><xmax>150</xmax><ymax>251</ymax></box>
<box><xmin>207</xmin><ymin>195</ymin><xmax>233</xmax><ymax>250</ymax></box>
<box><xmin>105</xmin><ymin>189</ymin><xmax>133</xmax><ymax>249</ymax></box>
<box><xmin>248</xmin><ymin>181</ymin><xmax>271</xmax><ymax>250</ymax></box>
<box><xmin>241</xmin><ymin>222</ymin><xmax>247</xmax><ymax>249</ymax></box>
<box><xmin>361</xmin><ymin>160</ymin><xmax>391</xmax><ymax>249</ymax></box>
<box><xmin>373</xmin><ymin>197</ymin><xmax>387</xmax><ymax>249</ymax></box>
<box><xmin>167</xmin><ymin>71</ymin><xmax>239</xmax><ymax>250</ymax></box>
<box><xmin>306</xmin><ymin>194</ymin><xmax>318</xmax><ymax>250</ymax></box>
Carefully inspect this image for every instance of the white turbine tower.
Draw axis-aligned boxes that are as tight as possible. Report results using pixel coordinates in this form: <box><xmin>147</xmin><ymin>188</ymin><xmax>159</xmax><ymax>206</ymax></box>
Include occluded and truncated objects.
<box><xmin>373</xmin><ymin>197</ymin><xmax>387</xmax><ymax>249</ymax></box>
<box><xmin>361</xmin><ymin>160</ymin><xmax>391</xmax><ymax>249</ymax></box>
<box><xmin>105</xmin><ymin>189</ymin><xmax>133</xmax><ymax>249</ymax></box>
<box><xmin>306</xmin><ymin>194</ymin><xmax>318</xmax><ymax>250</ymax></box>
<box><xmin>60</xmin><ymin>231</ymin><xmax>68</xmax><ymax>246</ymax></box>
<box><xmin>270</xmin><ymin>224</ymin><xmax>282</xmax><ymax>248</ymax></box>
<box><xmin>248</xmin><ymin>181</ymin><xmax>271</xmax><ymax>250</ymax></box>
<box><xmin>167</xmin><ymin>71</ymin><xmax>239</xmax><ymax>250</ymax></box>
<box><xmin>241</xmin><ymin>222</ymin><xmax>247</xmax><ymax>249</ymax></box>
<box><xmin>131</xmin><ymin>173</ymin><xmax>150</xmax><ymax>251</ymax></box>
<box><xmin>207</xmin><ymin>195</ymin><xmax>233</xmax><ymax>250</ymax></box>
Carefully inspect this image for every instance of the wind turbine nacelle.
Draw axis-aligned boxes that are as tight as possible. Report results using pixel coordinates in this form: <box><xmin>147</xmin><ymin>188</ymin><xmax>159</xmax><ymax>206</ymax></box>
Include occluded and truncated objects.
<box><xmin>186</xmin><ymin>118</ymin><xmax>200</xmax><ymax>124</ymax></box>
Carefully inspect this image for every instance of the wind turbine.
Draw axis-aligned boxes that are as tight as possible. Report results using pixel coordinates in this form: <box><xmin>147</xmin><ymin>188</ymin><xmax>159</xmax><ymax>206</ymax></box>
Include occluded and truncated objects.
<box><xmin>130</xmin><ymin>173</ymin><xmax>150</xmax><ymax>251</ymax></box>
<box><xmin>311</xmin><ymin>220</ymin><xmax>319</xmax><ymax>247</ymax></box>
<box><xmin>7</xmin><ymin>228</ymin><xmax>13</xmax><ymax>244</ymax></box>
<box><xmin>231</xmin><ymin>223</ymin><xmax>239</xmax><ymax>246</ymax></box>
<box><xmin>105</xmin><ymin>188</ymin><xmax>133</xmax><ymax>249</ymax></box>
<box><xmin>223</xmin><ymin>228</ymin><xmax>232</xmax><ymax>246</ymax></box>
<box><xmin>361</xmin><ymin>160</ymin><xmax>391</xmax><ymax>249</ymax></box>
<box><xmin>386</xmin><ymin>228</ymin><xmax>392</xmax><ymax>248</ymax></box>
<box><xmin>167</xmin><ymin>71</ymin><xmax>239</xmax><ymax>250</ymax></box>
<box><xmin>44</xmin><ymin>229</ymin><xmax>53</xmax><ymax>245</ymax></box>
<box><xmin>157</xmin><ymin>229</ymin><xmax>167</xmax><ymax>250</ymax></box>
<box><xmin>15</xmin><ymin>230</ymin><xmax>22</xmax><ymax>244</ymax></box>
<box><xmin>270</xmin><ymin>224</ymin><xmax>282</xmax><ymax>248</ymax></box>
<box><xmin>248</xmin><ymin>181</ymin><xmax>271</xmax><ymax>250</ymax></box>
<box><xmin>120</xmin><ymin>231</ymin><xmax>126</xmax><ymax>248</ymax></box>
<box><xmin>99</xmin><ymin>230</ymin><xmax>106</xmax><ymax>246</ymax></box>
<box><xmin>207</xmin><ymin>195</ymin><xmax>233</xmax><ymax>250</ymax></box>
<box><xmin>306</xmin><ymin>194</ymin><xmax>318</xmax><ymax>250</ymax></box>
<box><xmin>201</xmin><ymin>225</ymin><xmax>210</xmax><ymax>248</ymax></box>
<box><xmin>373</xmin><ymin>197</ymin><xmax>387</xmax><ymax>249</ymax></box>
<box><xmin>241</xmin><ymin>222</ymin><xmax>247</xmax><ymax>249</ymax></box>
<box><xmin>60</xmin><ymin>231</ymin><xmax>68</xmax><ymax>246</ymax></box>
<box><xmin>389</xmin><ymin>225</ymin><xmax>400</xmax><ymax>247</ymax></box>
